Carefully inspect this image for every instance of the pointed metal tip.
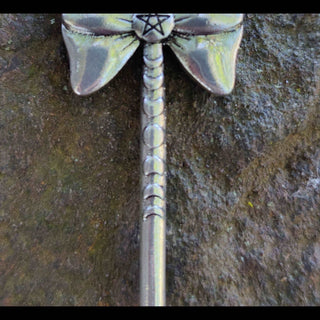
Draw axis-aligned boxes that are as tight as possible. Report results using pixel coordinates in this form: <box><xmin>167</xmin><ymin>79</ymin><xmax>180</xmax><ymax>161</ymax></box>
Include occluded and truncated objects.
<box><xmin>73</xmin><ymin>85</ymin><xmax>94</xmax><ymax>96</ymax></box>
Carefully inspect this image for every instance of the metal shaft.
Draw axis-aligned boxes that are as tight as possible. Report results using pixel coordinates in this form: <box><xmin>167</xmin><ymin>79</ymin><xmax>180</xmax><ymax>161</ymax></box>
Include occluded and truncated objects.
<box><xmin>140</xmin><ymin>42</ymin><xmax>166</xmax><ymax>306</ymax></box>
<box><xmin>62</xmin><ymin>13</ymin><xmax>244</xmax><ymax>307</ymax></box>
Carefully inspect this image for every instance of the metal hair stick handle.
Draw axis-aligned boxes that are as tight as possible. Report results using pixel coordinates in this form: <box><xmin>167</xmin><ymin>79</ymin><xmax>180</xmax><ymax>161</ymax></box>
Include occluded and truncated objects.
<box><xmin>61</xmin><ymin>13</ymin><xmax>243</xmax><ymax>306</ymax></box>
<box><xmin>140</xmin><ymin>41</ymin><xmax>166</xmax><ymax>306</ymax></box>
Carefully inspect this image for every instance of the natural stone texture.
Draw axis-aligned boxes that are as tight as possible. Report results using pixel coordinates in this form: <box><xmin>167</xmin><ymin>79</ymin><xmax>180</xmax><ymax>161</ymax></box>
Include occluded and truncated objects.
<box><xmin>0</xmin><ymin>13</ymin><xmax>320</xmax><ymax>305</ymax></box>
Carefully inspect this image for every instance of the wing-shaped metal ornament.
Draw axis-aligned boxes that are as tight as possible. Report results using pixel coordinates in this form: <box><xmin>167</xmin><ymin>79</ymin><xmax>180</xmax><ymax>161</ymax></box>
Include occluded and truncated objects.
<box><xmin>169</xmin><ymin>14</ymin><xmax>243</xmax><ymax>94</ymax></box>
<box><xmin>61</xmin><ymin>13</ymin><xmax>244</xmax><ymax>306</ymax></box>
<box><xmin>62</xmin><ymin>14</ymin><xmax>139</xmax><ymax>95</ymax></box>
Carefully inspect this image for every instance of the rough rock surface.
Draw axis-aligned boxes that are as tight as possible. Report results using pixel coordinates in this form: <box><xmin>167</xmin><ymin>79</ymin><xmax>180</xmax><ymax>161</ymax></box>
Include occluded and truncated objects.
<box><xmin>0</xmin><ymin>14</ymin><xmax>320</xmax><ymax>306</ymax></box>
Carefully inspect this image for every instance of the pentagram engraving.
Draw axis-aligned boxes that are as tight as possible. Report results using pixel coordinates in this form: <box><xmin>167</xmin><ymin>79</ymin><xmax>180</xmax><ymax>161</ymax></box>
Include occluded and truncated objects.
<box><xmin>133</xmin><ymin>14</ymin><xmax>174</xmax><ymax>43</ymax></box>
<box><xmin>62</xmin><ymin>12</ymin><xmax>244</xmax><ymax>307</ymax></box>
<box><xmin>137</xmin><ymin>14</ymin><xmax>170</xmax><ymax>36</ymax></box>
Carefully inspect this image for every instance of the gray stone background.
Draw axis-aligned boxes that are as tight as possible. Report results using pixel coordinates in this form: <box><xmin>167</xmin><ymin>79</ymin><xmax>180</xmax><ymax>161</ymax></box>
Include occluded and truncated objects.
<box><xmin>0</xmin><ymin>13</ymin><xmax>320</xmax><ymax>306</ymax></box>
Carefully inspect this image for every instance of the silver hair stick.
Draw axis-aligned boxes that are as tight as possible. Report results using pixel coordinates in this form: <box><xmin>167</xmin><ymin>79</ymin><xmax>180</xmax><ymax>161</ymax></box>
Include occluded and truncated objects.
<box><xmin>140</xmin><ymin>41</ymin><xmax>167</xmax><ymax>306</ymax></box>
<box><xmin>61</xmin><ymin>13</ymin><xmax>243</xmax><ymax>306</ymax></box>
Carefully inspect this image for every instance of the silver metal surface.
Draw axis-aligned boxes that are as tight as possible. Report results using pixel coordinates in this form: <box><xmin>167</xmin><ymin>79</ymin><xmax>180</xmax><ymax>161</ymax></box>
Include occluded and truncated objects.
<box><xmin>140</xmin><ymin>42</ymin><xmax>166</xmax><ymax>306</ymax></box>
<box><xmin>61</xmin><ymin>13</ymin><xmax>243</xmax><ymax>306</ymax></box>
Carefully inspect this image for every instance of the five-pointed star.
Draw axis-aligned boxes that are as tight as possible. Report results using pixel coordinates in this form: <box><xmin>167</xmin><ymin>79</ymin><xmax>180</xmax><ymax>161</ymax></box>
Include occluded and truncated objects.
<box><xmin>136</xmin><ymin>14</ymin><xmax>171</xmax><ymax>36</ymax></box>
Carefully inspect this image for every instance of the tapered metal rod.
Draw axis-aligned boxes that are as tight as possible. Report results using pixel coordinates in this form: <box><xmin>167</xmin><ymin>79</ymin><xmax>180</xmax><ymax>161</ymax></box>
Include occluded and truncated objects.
<box><xmin>140</xmin><ymin>42</ymin><xmax>166</xmax><ymax>306</ymax></box>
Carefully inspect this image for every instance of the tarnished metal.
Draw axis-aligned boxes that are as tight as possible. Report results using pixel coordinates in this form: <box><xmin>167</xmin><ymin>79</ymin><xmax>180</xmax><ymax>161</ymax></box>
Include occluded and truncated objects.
<box><xmin>61</xmin><ymin>13</ymin><xmax>243</xmax><ymax>306</ymax></box>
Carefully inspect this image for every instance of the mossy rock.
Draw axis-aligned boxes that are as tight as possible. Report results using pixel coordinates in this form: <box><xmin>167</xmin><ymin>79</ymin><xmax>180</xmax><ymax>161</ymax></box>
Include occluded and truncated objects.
<box><xmin>0</xmin><ymin>14</ymin><xmax>320</xmax><ymax>305</ymax></box>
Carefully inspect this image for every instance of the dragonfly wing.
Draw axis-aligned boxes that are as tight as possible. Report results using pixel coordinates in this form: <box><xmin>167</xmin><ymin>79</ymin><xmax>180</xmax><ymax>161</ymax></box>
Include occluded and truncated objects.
<box><xmin>62</xmin><ymin>25</ymin><xmax>140</xmax><ymax>95</ymax></box>
<box><xmin>173</xmin><ymin>14</ymin><xmax>243</xmax><ymax>35</ymax></box>
<box><xmin>62</xmin><ymin>14</ymin><xmax>134</xmax><ymax>35</ymax></box>
<box><xmin>168</xmin><ymin>24</ymin><xmax>243</xmax><ymax>95</ymax></box>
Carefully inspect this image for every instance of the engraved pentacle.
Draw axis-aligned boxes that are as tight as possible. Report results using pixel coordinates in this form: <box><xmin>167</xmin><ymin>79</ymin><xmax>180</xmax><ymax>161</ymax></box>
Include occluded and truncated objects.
<box><xmin>133</xmin><ymin>14</ymin><xmax>174</xmax><ymax>42</ymax></box>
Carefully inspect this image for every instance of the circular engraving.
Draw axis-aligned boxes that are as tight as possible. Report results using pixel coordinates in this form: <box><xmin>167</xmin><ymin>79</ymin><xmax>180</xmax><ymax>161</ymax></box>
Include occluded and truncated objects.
<box><xmin>143</xmin><ymin>96</ymin><xmax>164</xmax><ymax>116</ymax></box>
<box><xmin>143</xmin><ymin>124</ymin><xmax>164</xmax><ymax>148</ymax></box>
<box><xmin>133</xmin><ymin>13</ymin><xmax>174</xmax><ymax>43</ymax></box>
<box><xmin>143</xmin><ymin>155</ymin><xmax>164</xmax><ymax>175</ymax></box>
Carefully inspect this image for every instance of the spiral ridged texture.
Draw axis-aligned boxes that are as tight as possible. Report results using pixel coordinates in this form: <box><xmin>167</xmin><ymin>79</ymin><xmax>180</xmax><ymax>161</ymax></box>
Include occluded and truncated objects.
<box><xmin>140</xmin><ymin>42</ymin><xmax>166</xmax><ymax>306</ymax></box>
